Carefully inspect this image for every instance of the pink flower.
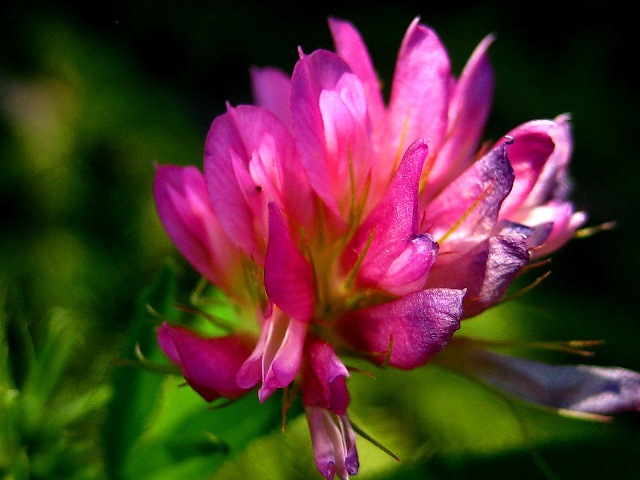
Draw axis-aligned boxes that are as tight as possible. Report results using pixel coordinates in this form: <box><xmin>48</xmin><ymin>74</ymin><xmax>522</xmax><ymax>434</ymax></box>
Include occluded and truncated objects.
<box><xmin>152</xmin><ymin>16</ymin><xmax>636</xmax><ymax>479</ymax></box>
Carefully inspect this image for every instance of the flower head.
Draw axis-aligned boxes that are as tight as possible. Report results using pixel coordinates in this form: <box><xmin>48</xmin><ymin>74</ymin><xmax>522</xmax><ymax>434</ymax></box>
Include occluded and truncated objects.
<box><xmin>152</xmin><ymin>16</ymin><xmax>636</xmax><ymax>479</ymax></box>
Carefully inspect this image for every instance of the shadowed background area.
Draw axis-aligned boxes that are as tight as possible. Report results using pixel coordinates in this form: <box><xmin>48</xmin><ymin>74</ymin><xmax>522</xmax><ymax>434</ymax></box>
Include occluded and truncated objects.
<box><xmin>1</xmin><ymin>1</ymin><xmax>638</xmax><ymax>479</ymax></box>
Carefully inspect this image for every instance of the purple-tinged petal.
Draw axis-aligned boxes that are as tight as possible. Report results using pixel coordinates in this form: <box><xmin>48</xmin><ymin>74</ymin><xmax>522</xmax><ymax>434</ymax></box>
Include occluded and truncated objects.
<box><xmin>429</xmin><ymin>233</ymin><xmax>530</xmax><ymax>318</ymax></box>
<box><xmin>236</xmin><ymin>308</ymin><xmax>308</xmax><ymax>402</ymax></box>
<box><xmin>205</xmin><ymin>104</ymin><xmax>314</xmax><ymax>262</ymax></box>
<box><xmin>336</xmin><ymin>288</ymin><xmax>464</xmax><ymax>369</ymax></box>
<box><xmin>306</xmin><ymin>407</ymin><xmax>359</xmax><ymax>480</ymax></box>
<box><xmin>342</xmin><ymin>140</ymin><xmax>438</xmax><ymax>296</ymax></box>
<box><xmin>328</xmin><ymin>17</ymin><xmax>385</xmax><ymax>132</ymax></box>
<box><xmin>380</xmin><ymin>17</ymin><xmax>451</xmax><ymax>185</ymax></box>
<box><xmin>425</xmin><ymin>34</ymin><xmax>495</xmax><ymax>199</ymax></box>
<box><xmin>302</xmin><ymin>337</ymin><xmax>350</xmax><ymax>415</ymax></box>
<box><xmin>153</xmin><ymin>165</ymin><xmax>243</xmax><ymax>294</ymax></box>
<box><xmin>291</xmin><ymin>49</ymin><xmax>373</xmax><ymax>225</ymax></box>
<box><xmin>422</xmin><ymin>140</ymin><xmax>514</xmax><ymax>244</ymax></box>
<box><xmin>439</xmin><ymin>346</ymin><xmax>640</xmax><ymax>416</ymax></box>
<box><xmin>156</xmin><ymin>322</ymin><xmax>255</xmax><ymax>402</ymax></box>
<box><xmin>265</xmin><ymin>202</ymin><xmax>315</xmax><ymax>321</ymax></box>
<box><xmin>250</xmin><ymin>66</ymin><xmax>292</xmax><ymax>126</ymax></box>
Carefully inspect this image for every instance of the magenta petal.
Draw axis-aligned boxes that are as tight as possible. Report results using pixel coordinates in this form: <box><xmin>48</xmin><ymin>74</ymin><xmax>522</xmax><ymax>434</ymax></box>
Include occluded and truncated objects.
<box><xmin>153</xmin><ymin>165</ymin><xmax>242</xmax><ymax>293</ymax></box>
<box><xmin>343</xmin><ymin>139</ymin><xmax>437</xmax><ymax>296</ymax></box>
<box><xmin>337</xmin><ymin>288</ymin><xmax>464</xmax><ymax>369</ymax></box>
<box><xmin>250</xmin><ymin>66</ymin><xmax>292</xmax><ymax>126</ymax></box>
<box><xmin>156</xmin><ymin>322</ymin><xmax>255</xmax><ymax>402</ymax></box>
<box><xmin>427</xmin><ymin>34</ymin><xmax>495</xmax><ymax>197</ymax></box>
<box><xmin>453</xmin><ymin>348</ymin><xmax>640</xmax><ymax>415</ymax></box>
<box><xmin>422</xmin><ymin>140</ymin><xmax>515</xmax><ymax>242</ymax></box>
<box><xmin>328</xmin><ymin>17</ymin><xmax>385</xmax><ymax>131</ymax></box>
<box><xmin>381</xmin><ymin>18</ymin><xmax>450</xmax><ymax>182</ymax></box>
<box><xmin>306</xmin><ymin>407</ymin><xmax>359</xmax><ymax>480</ymax></box>
<box><xmin>264</xmin><ymin>202</ymin><xmax>315</xmax><ymax>321</ymax></box>
<box><xmin>302</xmin><ymin>337</ymin><xmax>350</xmax><ymax>415</ymax></box>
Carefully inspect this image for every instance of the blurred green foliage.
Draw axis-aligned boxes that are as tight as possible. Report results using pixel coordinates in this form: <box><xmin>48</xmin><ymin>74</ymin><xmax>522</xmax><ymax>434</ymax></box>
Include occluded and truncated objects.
<box><xmin>1</xmin><ymin>1</ymin><xmax>639</xmax><ymax>479</ymax></box>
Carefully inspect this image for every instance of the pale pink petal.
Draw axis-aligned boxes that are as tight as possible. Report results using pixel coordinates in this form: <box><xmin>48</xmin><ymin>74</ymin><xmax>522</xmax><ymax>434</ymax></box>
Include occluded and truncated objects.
<box><xmin>302</xmin><ymin>337</ymin><xmax>350</xmax><ymax>415</ymax></box>
<box><xmin>306</xmin><ymin>407</ymin><xmax>359</xmax><ymax>480</ymax></box>
<box><xmin>342</xmin><ymin>140</ymin><xmax>438</xmax><ymax>296</ymax></box>
<box><xmin>337</xmin><ymin>288</ymin><xmax>464</xmax><ymax>369</ymax></box>
<box><xmin>250</xmin><ymin>66</ymin><xmax>292</xmax><ymax>126</ymax></box>
<box><xmin>426</xmin><ymin>34</ymin><xmax>495</xmax><ymax>199</ymax></box>
<box><xmin>153</xmin><ymin>165</ymin><xmax>243</xmax><ymax>293</ymax></box>
<box><xmin>381</xmin><ymin>17</ymin><xmax>451</xmax><ymax>185</ymax></box>
<box><xmin>264</xmin><ymin>202</ymin><xmax>315</xmax><ymax>321</ymax></box>
<box><xmin>328</xmin><ymin>17</ymin><xmax>385</xmax><ymax>132</ymax></box>
<box><xmin>157</xmin><ymin>322</ymin><xmax>255</xmax><ymax>402</ymax></box>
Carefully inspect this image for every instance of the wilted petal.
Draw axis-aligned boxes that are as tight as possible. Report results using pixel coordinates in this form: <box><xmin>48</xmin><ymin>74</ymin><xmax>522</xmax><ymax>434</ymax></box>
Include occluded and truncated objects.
<box><xmin>342</xmin><ymin>139</ymin><xmax>437</xmax><ymax>296</ymax></box>
<box><xmin>264</xmin><ymin>202</ymin><xmax>315</xmax><ymax>321</ymax></box>
<box><xmin>440</xmin><ymin>346</ymin><xmax>640</xmax><ymax>416</ymax></box>
<box><xmin>422</xmin><ymin>140</ymin><xmax>514</xmax><ymax>244</ymax></box>
<box><xmin>336</xmin><ymin>288</ymin><xmax>464</xmax><ymax>369</ymax></box>
<box><xmin>153</xmin><ymin>165</ymin><xmax>243</xmax><ymax>294</ymax></box>
<box><xmin>236</xmin><ymin>308</ymin><xmax>308</xmax><ymax>402</ymax></box>
<box><xmin>250</xmin><ymin>66</ymin><xmax>292</xmax><ymax>126</ymax></box>
<box><xmin>306</xmin><ymin>407</ymin><xmax>359</xmax><ymax>480</ymax></box>
<box><xmin>302</xmin><ymin>337</ymin><xmax>350</xmax><ymax>415</ymax></box>
<box><xmin>156</xmin><ymin>322</ymin><xmax>255</xmax><ymax>402</ymax></box>
<box><xmin>426</xmin><ymin>33</ymin><xmax>495</xmax><ymax>199</ymax></box>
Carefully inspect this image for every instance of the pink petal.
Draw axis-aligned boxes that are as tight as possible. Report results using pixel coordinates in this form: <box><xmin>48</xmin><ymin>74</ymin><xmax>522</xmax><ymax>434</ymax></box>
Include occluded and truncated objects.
<box><xmin>264</xmin><ymin>202</ymin><xmax>315</xmax><ymax>321</ymax></box>
<box><xmin>381</xmin><ymin>17</ymin><xmax>451</xmax><ymax>185</ymax></box>
<box><xmin>291</xmin><ymin>49</ymin><xmax>372</xmax><ymax>225</ymax></box>
<box><xmin>156</xmin><ymin>322</ymin><xmax>255</xmax><ymax>402</ymax></box>
<box><xmin>235</xmin><ymin>308</ymin><xmax>308</xmax><ymax>402</ymax></box>
<box><xmin>250</xmin><ymin>66</ymin><xmax>292</xmax><ymax>126</ymax></box>
<box><xmin>328</xmin><ymin>17</ymin><xmax>385</xmax><ymax>132</ymax></box>
<box><xmin>422</xmin><ymin>140</ymin><xmax>514</xmax><ymax>244</ymax></box>
<box><xmin>306</xmin><ymin>407</ymin><xmax>359</xmax><ymax>480</ymax></box>
<box><xmin>337</xmin><ymin>288</ymin><xmax>464</xmax><ymax>369</ymax></box>
<box><xmin>302</xmin><ymin>337</ymin><xmax>350</xmax><ymax>415</ymax></box>
<box><xmin>153</xmin><ymin>165</ymin><xmax>243</xmax><ymax>293</ymax></box>
<box><xmin>426</xmin><ymin>34</ymin><xmax>495</xmax><ymax>199</ymax></box>
<box><xmin>342</xmin><ymin>139</ymin><xmax>438</xmax><ymax>296</ymax></box>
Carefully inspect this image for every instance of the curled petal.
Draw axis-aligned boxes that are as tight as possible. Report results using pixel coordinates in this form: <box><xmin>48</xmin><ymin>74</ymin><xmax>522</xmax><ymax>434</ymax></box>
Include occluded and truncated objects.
<box><xmin>306</xmin><ymin>407</ymin><xmax>359</xmax><ymax>480</ymax></box>
<box><xmin>343</xmin><ymin>139</ymin><xmax>437</xmax><ymax>296</ymax></box>
<box><xmin>336</xmin><ymin>288</ymin><xmax>464</xmax><ymax>369</ymax></box>
<box><xmin>439</xmin><ymin>346</ymin><xmax>640</xmax><ymax>416</ymax></box>
<box><xmin>156</xmin><ymin>322</ymin><xmax>255</xmax><ymax>402</ymax></box>
<box><xmin>235</xmin><ymin>308</ymin><xmax>308</xmax><ymax>402</ymax></box>
<box><xmin>302</xmin><ymin>337</ymin><xmax>350</xmax><ymax>415</ymax></box>
<box><xmin>153</xmin><ymin>165</ymin><xmax>243</xmax><ymax>294</ymax></box>
<box><xmin>265</xmin><ymin>203</ymin><xmax>315</xmax><ymax>321</ymax></box>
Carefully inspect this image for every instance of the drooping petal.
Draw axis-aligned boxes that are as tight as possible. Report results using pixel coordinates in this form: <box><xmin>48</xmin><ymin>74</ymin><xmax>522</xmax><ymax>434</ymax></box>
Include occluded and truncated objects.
<box><xmin>302</xmin><ymin>337</ymin><xmax>350</xmax><ymax>415</ymax></box>
<box><xmin>380</xmin><ymin>17</ymin><xmax>451</xmax><ymax>185</ymax></box>
<box><xmin>250</xmin><ymin>66</ymin><xmax>292</xmax><ymax>126</ymax></box>
<box><xmin>439</xmin><ymin>346</ymin><xmax>640</xmax><ymax>416</ymax></box>
<box><xmin>328</xmin><ymin>17</ymin><xmax>385</xmax><ymax>133</ymax></box>
<box><xmin>204</xmin><ymin>104</ymin><xmax>313</xmax><ymax>262</ymax></box>
<box><xmin>422</xmin><ymin>139</ymin><xmax>514</xmax><ymax>244</ymax></box>
<box><xmin>336</xmin><ymin>288</ymin><xmax>464</xmax><ymax>369</ymax></box>
<box><xmin>425</xmin><ymin>33</ymin><xmax>495</xmax><ymax>200</ymax></box>
<box><xmin>235</xmin><ymin>307</ymin><xmax>308</xmax><ymax>402</ymax></box>
<box><xmin>306</xmin><ymin>407</ymin><xmax>359</xmax><ymax>480</ymax></box>
<box><xmin>342</xmin><ymin>139</ymin><xmax>438</xmax><ymax>296</ymax></box>
<box><xmin>264</xmin><ymin>202</ymin><xmax>315</xmax><ymax>321</ymax></box>
<box><xmin>153</xmin><ymin>165</ymin><xmax>243</xmax><ymax>294</ymax></box>
<box><xmin>291</xmin><ymin>49</ymin><xmax>373</xmax><ymax>225</ymax></box>
<box><xmin>156</xmin><ymin>322</ymin><xmax>255</xmax><ymax>402</ymax></box>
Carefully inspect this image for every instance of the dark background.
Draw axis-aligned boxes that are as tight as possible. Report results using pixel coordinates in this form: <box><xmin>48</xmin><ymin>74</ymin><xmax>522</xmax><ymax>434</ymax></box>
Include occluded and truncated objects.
<box><xmin>1</xmin><ymin>1</ymin><xmax>638</xmax><ymax>479</ymax></box>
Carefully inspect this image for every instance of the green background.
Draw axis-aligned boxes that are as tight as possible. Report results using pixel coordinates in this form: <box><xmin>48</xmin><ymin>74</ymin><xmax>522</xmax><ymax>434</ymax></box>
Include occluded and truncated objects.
<box><xmin>1</xmin><ymin>1</ymin><xmax>638</xmax><ymax>479</ymax></box>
